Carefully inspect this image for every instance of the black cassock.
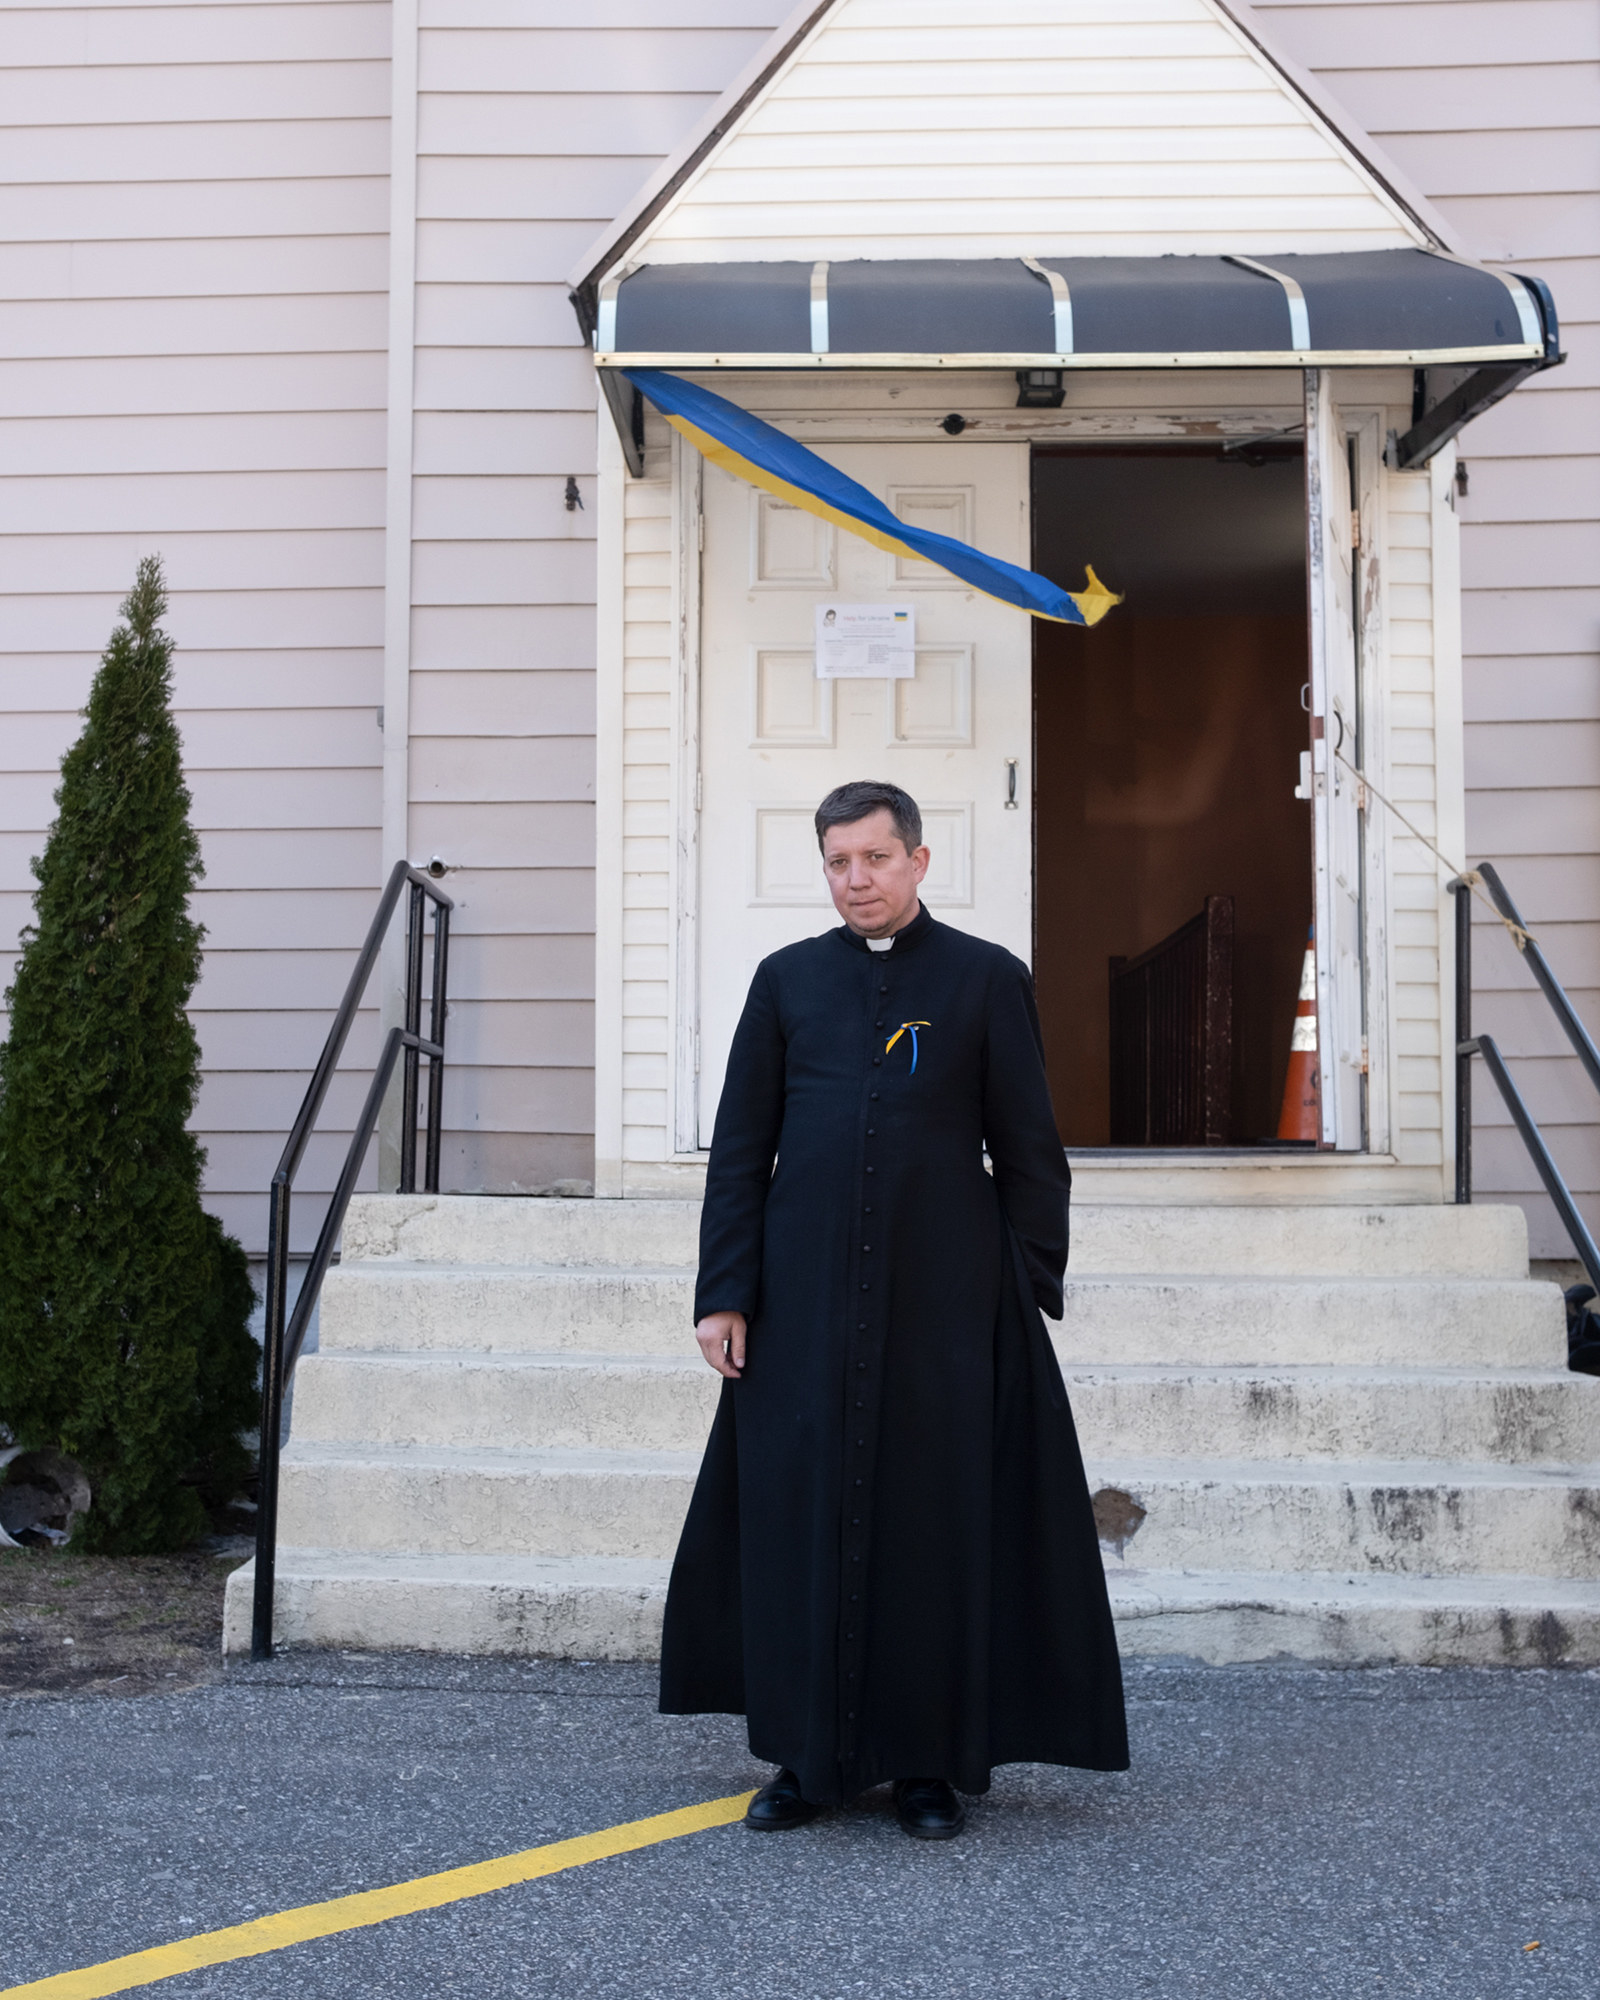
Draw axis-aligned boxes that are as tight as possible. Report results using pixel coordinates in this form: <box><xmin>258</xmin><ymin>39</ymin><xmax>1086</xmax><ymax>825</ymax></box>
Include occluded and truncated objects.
<box><xmin>659</xmin><ymin>905</ymin><xmax>1128</xmax><ymax>1804</ymax></box>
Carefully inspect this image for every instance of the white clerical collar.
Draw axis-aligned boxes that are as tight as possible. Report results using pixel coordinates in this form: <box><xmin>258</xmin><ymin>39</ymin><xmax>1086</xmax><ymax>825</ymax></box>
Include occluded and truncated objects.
<box><xmin>866</xmin><ymin>935</ymin><xmax>894</xmax><ymax>952</ymax></box>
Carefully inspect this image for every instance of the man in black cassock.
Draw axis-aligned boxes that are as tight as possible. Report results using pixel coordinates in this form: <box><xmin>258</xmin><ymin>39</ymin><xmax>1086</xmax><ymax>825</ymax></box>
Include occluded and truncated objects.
<box><xmin>660</xmin><ymin>779</ymin><xmax>1127</xmax><ymax>1840</ymax></box>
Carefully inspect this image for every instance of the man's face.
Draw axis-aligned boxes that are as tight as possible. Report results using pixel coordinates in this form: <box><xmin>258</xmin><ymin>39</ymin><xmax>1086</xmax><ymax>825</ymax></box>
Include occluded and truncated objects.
<box><xmin>820</xmin><ymin>808</ymin><xmax>929</xmax><ymax>937</ymax></box>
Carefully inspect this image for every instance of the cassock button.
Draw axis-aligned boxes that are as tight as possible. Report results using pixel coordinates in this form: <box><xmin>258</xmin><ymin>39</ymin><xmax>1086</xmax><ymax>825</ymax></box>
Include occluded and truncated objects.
<box><xmin>861</xmin><ymin>1244</ymin><xmax>871</xmax><ymax>1253</ymax></box>
<box><xmin>855</xmin><ymin>1399</ymin><xmax>864</xmax><ymax>1409</ymax></box>
<box><xmin>850</xmin><ymin>1594</ymin><xmax>859</xmax><ymax>1603</ymax></box>
<box><xmin>865</xmin><ymin>1166</ymin><xmax>875</xmax><ymax>1174</ymax></box>
<box><xmin>846</xmin><ymin>1711</ymin><xmax>856</xmax><ymax>1720</ymax></box>
<box><xmin>856</xmin><ymin>1437</ymin><xmax>865</xmax><ymax>1446</ymax></box>
<box><xmin>856</xmin><ymin>1361</ymin><xmax>866</xmax><ymax>1371</ymax></box>
<box><xmin>857</xmin><ymin>1322</ymin><xmax>867</xmax><ymax>1331</ymax></box>
<box><xmin>866</xmin><ymin>1127</ymin><xmax>876</xmax><ymax>1136</ymax></box>
<box><xmin>859</xmin><ymin>1281</ymin><xmax>870</xmax><ymax>1291</ymax></box>
<box><xmin>851</xmin><ymin>1554</ymin><xmax>860</xmax><ymax>1563</ymax></box>
<box><xmin>854</xmin><ymin>1478</ymin><xmax>863</xmax><ymax>1486</ymax></box>
<box><xmin>872</xmin><ymin>1057</ymin><xmax>882</xmax><ymax>1066</ymax></box>
<box><xmin>869</xmin><ymin>1092</ymin><xmax>879</xmax><ymax>1102</ymax></box>
<box><xmin>851</xmin><ymin>1517</ymin><xmax>860</xmax><ymax>1525</ymax></box>
<box><xmin>879</xmin><ymin>983</ymin><xmax>889</xmax><ymax>993</ymax></box>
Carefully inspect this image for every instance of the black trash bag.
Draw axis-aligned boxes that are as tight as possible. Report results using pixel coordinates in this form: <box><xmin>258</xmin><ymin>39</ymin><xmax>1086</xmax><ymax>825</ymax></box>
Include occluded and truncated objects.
<box><xmin>1564</xmin><ymin>1284</ymin><xmax>1600</xmax><ymax>1376</ymax></box>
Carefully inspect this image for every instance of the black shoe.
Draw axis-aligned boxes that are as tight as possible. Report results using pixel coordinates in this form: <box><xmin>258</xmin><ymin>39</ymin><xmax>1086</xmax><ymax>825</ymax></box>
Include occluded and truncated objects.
<box><xmin>893</xmin><ymin>1777</ymin><xmax>966</xmax><ymax>1841</ymax></box>
<box><xmin>745</xmin><ymin>1768</ymin><xmax>820</xmax><ymax>1831</ymax></box>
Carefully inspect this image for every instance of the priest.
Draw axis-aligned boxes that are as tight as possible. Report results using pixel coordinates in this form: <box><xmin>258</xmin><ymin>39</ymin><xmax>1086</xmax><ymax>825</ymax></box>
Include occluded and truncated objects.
<box><xmin>659</xmin><ymin>779</ymin><xmax>1128</xmax><ymax>1839</ymax></box>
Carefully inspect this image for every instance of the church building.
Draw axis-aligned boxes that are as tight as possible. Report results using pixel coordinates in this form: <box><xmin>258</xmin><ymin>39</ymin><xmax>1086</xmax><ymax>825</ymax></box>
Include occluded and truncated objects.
<box><xmin>2</xmin><ymin>0</ymin><xmax>1597</xmax><ymax>1661</ymax></box>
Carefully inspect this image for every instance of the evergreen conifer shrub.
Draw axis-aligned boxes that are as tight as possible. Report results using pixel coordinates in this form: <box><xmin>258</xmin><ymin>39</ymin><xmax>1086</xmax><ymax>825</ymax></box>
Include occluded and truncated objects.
<box><xmin>0</xmin><ymin>557</ymin><xmax>259</xmax><ymax>1552</ymax></box>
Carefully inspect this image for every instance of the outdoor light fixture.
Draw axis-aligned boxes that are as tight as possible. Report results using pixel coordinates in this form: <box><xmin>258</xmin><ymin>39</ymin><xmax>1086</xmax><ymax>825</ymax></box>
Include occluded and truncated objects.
<box><xmin>1015</xmin><ymin>369</ymin><xmax>1065</xmax><ymax>409</ymax></box>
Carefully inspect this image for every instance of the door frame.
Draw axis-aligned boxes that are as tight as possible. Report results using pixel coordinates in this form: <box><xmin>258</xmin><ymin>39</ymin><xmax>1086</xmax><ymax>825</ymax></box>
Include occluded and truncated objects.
<box><xmin>1307</xmin><ymin>378</ymin><xmax>1397</xmax><ymax>1156</ymax></box>
<box><xmin>1305</xmin><ymin>390</ymin><xmax>1398</xmax><ymax>1159</ymax></box>
<box><xmin>605</xmin><ymin>372</ymin><xmax>1427</xmax><ymax>1192</ymax></box>
<box><xmin>1348</xmin><ymin>403</ymin><xmax>1396</xmax><ymax>1160</ymax></box>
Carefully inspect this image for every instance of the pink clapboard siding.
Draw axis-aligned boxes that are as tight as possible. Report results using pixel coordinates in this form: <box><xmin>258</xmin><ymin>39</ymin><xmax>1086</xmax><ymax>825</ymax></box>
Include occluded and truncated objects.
<box><xmin>404</xmin><ymin>2</ymin><xmax>782</xmax><ymax>1207</ymax></box>
<box><xmin>0</xmin><ymin>1</ymin><xmax>781</xmax><ymax>1255</ymax></box>
<box><xmin>0</xmin><ymin>0</ymin><xmax>391</xmax><ymax>1256</ymax></box>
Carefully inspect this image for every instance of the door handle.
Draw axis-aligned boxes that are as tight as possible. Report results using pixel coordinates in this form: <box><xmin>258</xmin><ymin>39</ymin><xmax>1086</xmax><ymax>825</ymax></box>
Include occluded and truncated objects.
<box><xmin>1005</xmin><ymin>758</ymin><xmax>1019</xmax><ymax>809</ymax></box>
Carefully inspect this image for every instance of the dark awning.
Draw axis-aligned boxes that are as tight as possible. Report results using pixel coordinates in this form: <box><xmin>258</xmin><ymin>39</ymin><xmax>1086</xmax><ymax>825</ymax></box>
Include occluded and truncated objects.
<box><xmin>594</xmin><ymin>248</ymin><xmax>1555</xmax><ymax>371</ymax></box>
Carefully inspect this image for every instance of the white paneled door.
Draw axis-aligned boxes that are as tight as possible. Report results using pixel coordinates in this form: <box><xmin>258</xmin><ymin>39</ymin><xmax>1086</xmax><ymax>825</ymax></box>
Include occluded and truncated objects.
<box><xmin>694</xmin><ymin>441</ymin><xmax>1034</xmax><ymax>1148</ymax></box>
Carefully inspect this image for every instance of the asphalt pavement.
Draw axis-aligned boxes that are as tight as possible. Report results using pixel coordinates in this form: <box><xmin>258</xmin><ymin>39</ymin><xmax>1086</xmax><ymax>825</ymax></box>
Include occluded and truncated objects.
<box><xmin>2</xmin><ymin>1652</ymin><xmax>1596</xmax><ymax>1999</ymax></box>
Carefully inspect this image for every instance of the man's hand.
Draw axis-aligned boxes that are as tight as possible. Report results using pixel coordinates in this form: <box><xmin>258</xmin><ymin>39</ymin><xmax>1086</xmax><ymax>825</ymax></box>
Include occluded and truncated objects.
<box><xmin>696</xmin><ymin>1311</ymin><xmax>747</xmax><ymax>1379</ymax></box>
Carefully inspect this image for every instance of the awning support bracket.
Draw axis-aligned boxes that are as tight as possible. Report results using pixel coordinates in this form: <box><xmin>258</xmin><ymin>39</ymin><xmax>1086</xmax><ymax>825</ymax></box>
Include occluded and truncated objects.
<box><xmin>601</xmin><ymin>368</ymin><xmax>645</xmax><ymax>479</ymax></box>
<box><xmin>574</xmin><ymin>279</ymin><xmax>646</xmax><ymax>476</ymax></box>
<box><xmin>1387</xmin><ymin>272</ymin><xmax>1562</xmax><ymax>470</ymax></box>
<box><xmin>1388</xmin><ymin>362</ymin><xmax>1535</xmax><ymax>470</ymax></box>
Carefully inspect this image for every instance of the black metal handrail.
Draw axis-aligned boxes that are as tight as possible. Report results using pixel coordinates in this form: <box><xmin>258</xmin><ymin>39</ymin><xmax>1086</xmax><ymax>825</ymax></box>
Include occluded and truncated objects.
<box><xmin>251</xmin><ymin>860</ymin><xmax>453</xmax><ymax>1659</ymax></box>
<box><xmin>1449</xmin><ymin>865</ymin><xmax>1600</xmax><ymax>1295</ymax></box>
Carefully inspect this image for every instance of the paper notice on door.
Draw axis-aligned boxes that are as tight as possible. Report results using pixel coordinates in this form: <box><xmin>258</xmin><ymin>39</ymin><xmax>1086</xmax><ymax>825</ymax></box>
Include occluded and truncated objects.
<box><xmin>814</xmin><ymin>603</ymin><xmax>916</xmax><ymax>678</ymax></box>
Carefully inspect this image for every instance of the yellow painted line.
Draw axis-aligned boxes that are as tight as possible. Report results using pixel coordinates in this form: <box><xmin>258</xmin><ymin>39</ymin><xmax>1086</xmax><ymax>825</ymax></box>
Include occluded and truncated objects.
<box><xmin>1</xmin><ymin>1790</ymin><xmax>756</xmax><ymax>2000</ymax></box>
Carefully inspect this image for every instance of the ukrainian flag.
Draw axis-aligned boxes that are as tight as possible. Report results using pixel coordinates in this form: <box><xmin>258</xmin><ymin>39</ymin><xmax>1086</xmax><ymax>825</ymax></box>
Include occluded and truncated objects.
<box><xmin>624</xmin><ymin>369</ymin><xmax>1119</xmax><ymax>628</ymax></box>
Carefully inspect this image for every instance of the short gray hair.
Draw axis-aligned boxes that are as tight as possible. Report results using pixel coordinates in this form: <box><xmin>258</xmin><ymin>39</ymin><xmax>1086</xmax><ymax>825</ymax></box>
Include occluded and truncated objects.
<box><xmin>814</xmin><ymin>780</ymin><xmax>922</xmax><ymax>855</ymax></box>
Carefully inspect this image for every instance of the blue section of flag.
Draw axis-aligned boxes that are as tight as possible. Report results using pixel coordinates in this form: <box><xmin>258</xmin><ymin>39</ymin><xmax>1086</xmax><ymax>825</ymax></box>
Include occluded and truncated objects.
<box><xmin>623</xmin><ymin>368</ymin><xmax>1116</xmax><ymax>627</ymax></box>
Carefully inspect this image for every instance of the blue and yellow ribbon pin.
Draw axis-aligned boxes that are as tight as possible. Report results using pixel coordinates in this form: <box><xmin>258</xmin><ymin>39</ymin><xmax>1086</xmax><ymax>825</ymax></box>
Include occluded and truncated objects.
<box><xmin>885</xmin><ymin>1021</ymin><xmax>931</xmax><ymax>1073</ymax></box>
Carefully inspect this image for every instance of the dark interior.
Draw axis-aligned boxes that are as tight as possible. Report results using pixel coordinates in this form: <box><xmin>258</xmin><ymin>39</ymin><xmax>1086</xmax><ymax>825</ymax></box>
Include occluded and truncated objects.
<box><xmin>1031</xmin><ymin>444</ymin><xmax>1312</xmax><ymax>1148</ymax></box>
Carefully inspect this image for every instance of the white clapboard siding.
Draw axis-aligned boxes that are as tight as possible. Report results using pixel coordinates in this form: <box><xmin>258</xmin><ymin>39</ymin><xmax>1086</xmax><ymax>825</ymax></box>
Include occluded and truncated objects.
<box><xmin>1257</xmin><ymin>0</ymin><xmax>1600</xmax><ymax>1254</ymax></box>
<box><xmin>404</xmin><ymin>4</ymin><xmax>780</xmax><ymax>1196</ymax></box>
<box><xmin>1383</xmin><ymin>463</ymin><xmax>1446</xmax><ymax>1170</ymax></box>
<box><xmin>634</xmin><ymin>0</ymin><xmax>1426</xmax><ymax>264</ymax></box>
<box><xmin>0</xmin><ymin>0</ymin><xmax>390</xmax><ymax>1257</ymax></box>
<box><xmin>618</xmin><ymin>433</ymin><xmax>676</xmax><ymax>1169</ymax></box>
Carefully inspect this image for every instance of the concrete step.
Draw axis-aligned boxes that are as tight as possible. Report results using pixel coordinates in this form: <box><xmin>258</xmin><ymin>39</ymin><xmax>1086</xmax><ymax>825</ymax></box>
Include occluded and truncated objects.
<box><xmin>275</xmin><ymin>1439</ymin><xmax>1600</xmax><ymax>1578</ymax></box>
<box><xmin>1077</xmin><ymin>1365</ymin><xmax>1600</xmax><ymax>1464</ymax></box>
<box><xmin>1107</xmin><ymin>1566</ymin><xmax>1600</xmax><ymax>1667</ymax></box>
<box><xmin>318</xmin><ymin>1264</ymin><xmax>1565</xmax><ymax>1369</ymax></box>
<box><xmin>317</xmin><ymin>1264</ymin><xmax>694</xmax><ymax>1357</ymax></box>
<box><xmin>291</xmin><ymin>1351</ymin><xmax>1600</xmax><ymax>1465</ymax></box>
<box><xmin>222</xmin><ymin>1551</ymin><xmax>1600</xmax><ymax>1669</ymax></box>
<box><xmin>224</xmin><ymin>1551</ymin><xmax>670</xmax><ymax>1661</ymax></box>
<box><xmin>276</xmin><ymin>1441</ymin><xmax>698</xmax><ymax>1560</ymax></box>
<box><xmin>293</xmin><ymin>1351</ymin><xmax>719</xmax><ymax>1454</ymax></box>
<box><xmin>339</xmin><ymin>1194</ymin><xmax>1532</xmax><ymax>1280</ymax></box>
<box><xmin>342</xmin><ymin>1197</ymin><xmax>701</xmax><ymax>1270</ymax></box>
<box><xmin>1071</xmin><ymin>1202</ymin><xmax>1530</xmax><ymax>1278</ymax></box>
<box><xmin>1093</xmin><ymin>1456</ymin><xmax>1600</xmax><ymax>1579</ymax></box>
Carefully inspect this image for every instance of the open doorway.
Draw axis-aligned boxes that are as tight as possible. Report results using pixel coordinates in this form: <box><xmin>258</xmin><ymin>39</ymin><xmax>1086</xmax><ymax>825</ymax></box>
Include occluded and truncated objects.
<box><xmin>1032</xmin><ymin>443</ymin><xmax>1311</xmax><ymax>1149</ymax></box>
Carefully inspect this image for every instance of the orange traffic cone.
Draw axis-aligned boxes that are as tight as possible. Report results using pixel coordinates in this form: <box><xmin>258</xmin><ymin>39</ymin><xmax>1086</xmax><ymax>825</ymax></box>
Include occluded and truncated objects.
<box><xmin>1276</xmin><ymin>927</ymin><xmax>1321</xmax><ymax>1141</ymax></box>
